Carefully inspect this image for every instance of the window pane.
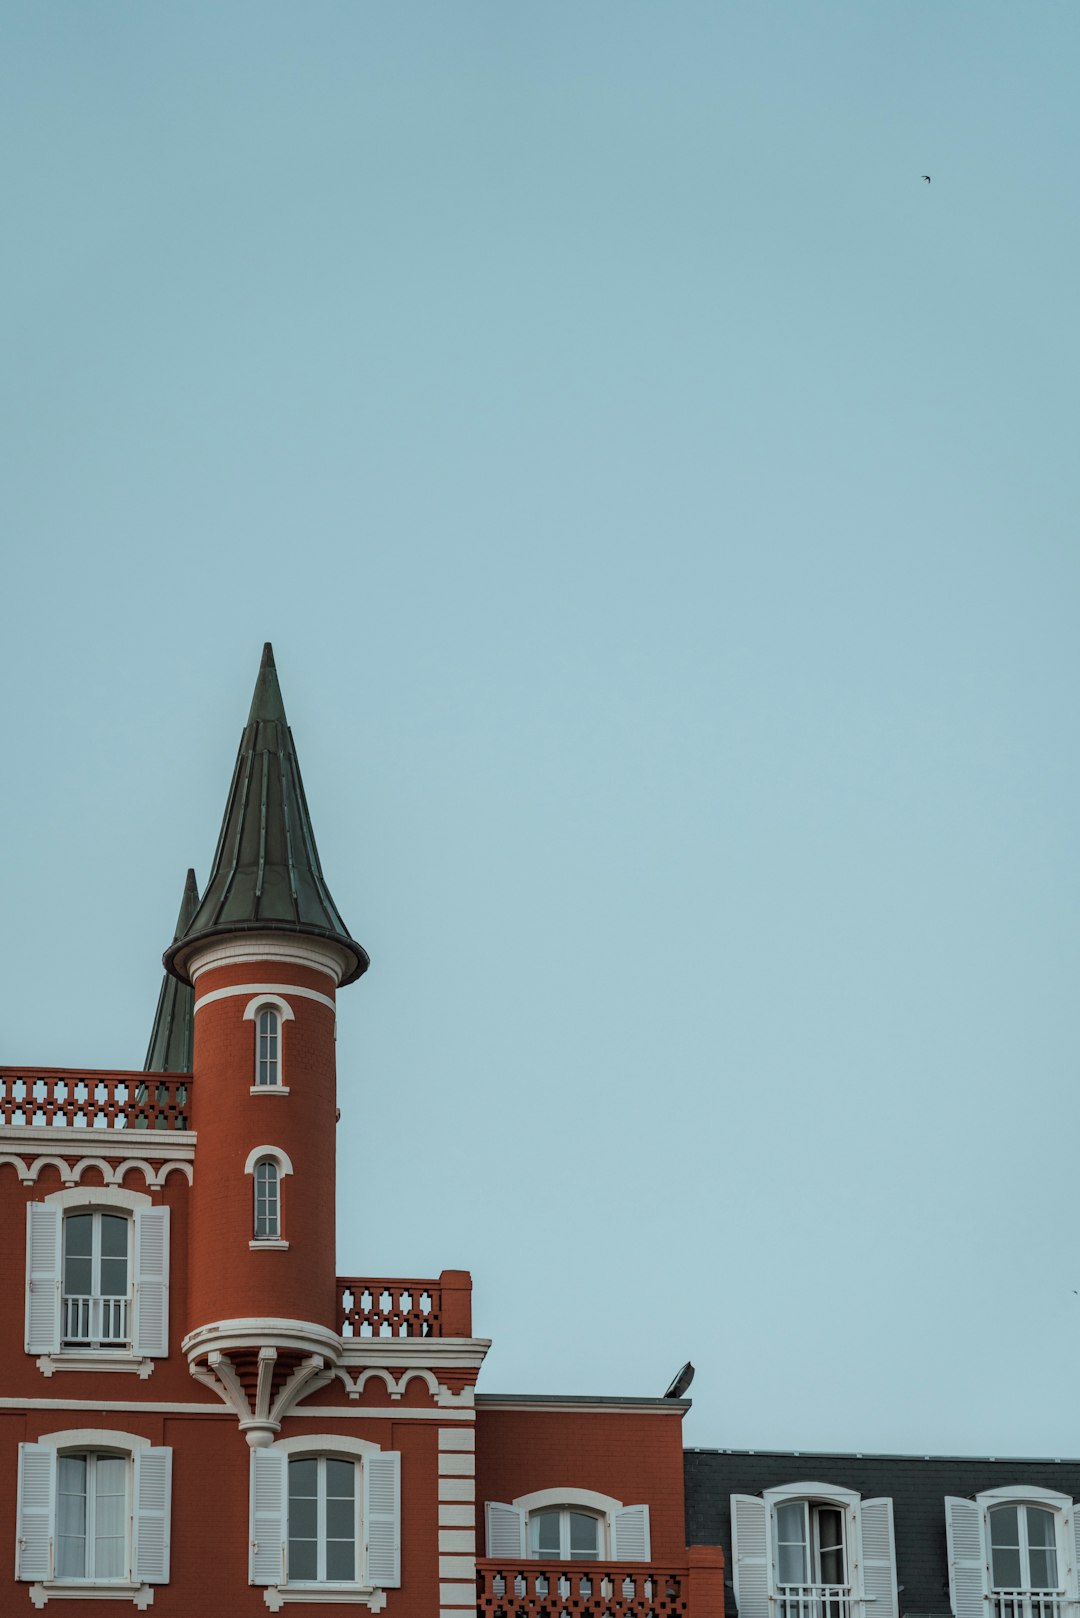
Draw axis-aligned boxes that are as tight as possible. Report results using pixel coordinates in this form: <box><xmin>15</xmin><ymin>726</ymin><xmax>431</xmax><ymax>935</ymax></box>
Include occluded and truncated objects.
<box><xmin>289</xmin><ymin>1458</ymin><xmax>318</xmax><ymax>1498</ymax></box>
<box><xmin>64</xmin><ymin>1253</ymin><xmax>93</xmax><ymax>1298</ymax></box>
<box><xmin>1029</xmin><ymin>1549</ymin><xmax>1057</xmax><ymax>1591</ymax></box>
<box><xmin>569</xmin><ymin>1512</ymin><xmax>599</xmax><ymax>1558</ymax></box>
<box><xmin>817</xmin><ymin>1507</ymin><xmax>845</xmax><ymax>1583</ymax></box>
<box><xmin>530</xmin><ymin>1510</ymin><xmax>561</xmax><ymax>1557</ymax></box>
<box><xmin>326</xmin><ymin>1497</ymin><xmax>354</xmax><ymax>1540</ymax></box>
<box><xmin>290</xmin><ymin>1496</ymin><xmax>318</xmax><ymax>1540</ymax></box>
<box><xmin>99</xmin><ymin>1257</ymin><xmax>128</xmax><ymax>1297</ymax></box>
<box><xmin>100</xmin><ymin>1216</ymin><xmax>128</xmax><ymax>1259</ymax></box>
<box><xmin>288</xmin><ymin>1537</ymin><xmax>318</xmax><ymax>1582</ymax></box>
<box><xmin>326</xmin><ymin>1537</ymin><xmax>355</xmax><ymax>1581</ymax></box>
<box><xmin>991</xmin><ymin>1507</ymin><xmax>1020</xmax><ymax>1550</ymax></box>
<box><xmin>57</xmin><ymin>1456</ymin><xmax>87</xmax><ymax>1577</ymax></box>
<box><xmin>992</xmin><ymin>1548</ymin><xmax>1023</xmax><ymax>1589</ymax></box>
<box><xmin>93</xmin><ymin>1456</ymin><xmax>127</xmax><ymax>1580</ymax></box>
<box><xmin>325</xmin><ymin>1459</ymin><xmax>354</xmax><ymax>1499</ymax></box>
<box><xmin>1027</xmin><ymin>1509</ymin><xmax>1056</xmax><ymax>1552</ymax></box>
<box><xmin>65</xmin><ymin>1215</ymin><xmax>93</xmax><ymax>1257</ymax></box>
<box><xmin>777</xmin><ymin>1502</ymin><xmax>809</xmax><ymax>1585</ymax></box>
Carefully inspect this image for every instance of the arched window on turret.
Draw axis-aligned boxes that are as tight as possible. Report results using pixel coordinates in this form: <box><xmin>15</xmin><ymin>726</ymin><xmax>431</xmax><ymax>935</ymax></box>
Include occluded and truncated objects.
<box><xmin>245</xmin><ymin>1146</ymin><xmax>292</xmax><ymax>1250</ymax></box>
<box><xmin>256</xmin><ymin>1007</ymin><xmax>281</xmax><ymax>1087</ymax></box>
<box><xmin>254</xmin><ymin>1159</ymin><xmax>279</xmax><ymax>1240</ymax></box>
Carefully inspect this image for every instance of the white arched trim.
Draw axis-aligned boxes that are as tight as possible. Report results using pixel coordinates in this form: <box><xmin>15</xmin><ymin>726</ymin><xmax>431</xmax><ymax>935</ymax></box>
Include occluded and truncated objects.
<box><xmin>156</xmin><ymin>1161</ymin><xmax>194</xmax><ymax>1186</ymax></box>
<box><xmin>398</xmin><ymin>1367</ymin><xmax>440</xmax><ymax>1397</ymax></box>
<box><xmin>244</xmin><ymin>1146</ymin><xmax>294</xmax><ymax>1177</ymax></box>
<box><xmin>194</xmin><ymin>982</ymin><xmax>334</xmax><ymax>1015</ymax></box>
<box><xmin>42</xmin><ymin>1184</ymin><xmax>152</xmax><ymax>1211</ymax></box>
<box><xmin>513</xmin><ymin>1486</ymin><xmax>625</xmax><ymax>1517</ymax></box>
<box><xmin>26</xmin><ymin>1156</ymin><xmax>77</xmax><ymax>1186</ymax></box>
<box><xmin>979</xmin><ymin>1486</ymin><xmax>1074</xmax><ymax>1505</ymax></box>
<box><xmin>763</xmin><ymin>1481</ymin><xmax>862</xmax><ymax>1506</ymax></box>
<box><xmin>36</xmin><ymin>1427</ymin><xmax>151</xmax><ymax>1453</ymax></box>
<box><xmin>266</xmin><ymin>1432</ymin><xmax>383</xmax><ymax>1460</ymax></box>
<box><xmin>0</xmin><ymin>1154</ymin><xmax>31</xmax><ymax>1183</ymax></box>
<box><xmin>242</xmin><ymin>994</ymin><xmax>296</xmax><ymax>1023</ymax></box>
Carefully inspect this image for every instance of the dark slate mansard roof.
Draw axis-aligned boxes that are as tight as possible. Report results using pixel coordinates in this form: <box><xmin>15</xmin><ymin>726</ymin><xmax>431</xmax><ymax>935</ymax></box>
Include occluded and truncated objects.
<box><xmin>685</xmin><ymin>1449</ymin><xmax>1080</xmax><ymax>1618</ymax></box>
<box><xmin>164</xmin><ymin>643</ymin><xmax>368</xmax><ymax>988</ymax></box>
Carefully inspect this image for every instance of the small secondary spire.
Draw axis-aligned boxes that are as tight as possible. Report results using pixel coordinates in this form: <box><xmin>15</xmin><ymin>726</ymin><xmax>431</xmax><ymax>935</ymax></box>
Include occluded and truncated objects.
<box><xmin>145</xmin><ymin>869</ymin><xmax>200</xmax><ymax>1071</ymax></box>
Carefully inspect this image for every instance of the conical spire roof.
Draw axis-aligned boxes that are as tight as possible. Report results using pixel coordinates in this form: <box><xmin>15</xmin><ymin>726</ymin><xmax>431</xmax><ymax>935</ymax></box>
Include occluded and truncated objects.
<box><xmin>145</xmin><ymin>869</ymin><xmax>200</xmax><ymax>1071</ymax></box>
<box><xmin>164</xmin><ymin>645</ymin><xmax>369</xmax><ymax>987</ymax></box>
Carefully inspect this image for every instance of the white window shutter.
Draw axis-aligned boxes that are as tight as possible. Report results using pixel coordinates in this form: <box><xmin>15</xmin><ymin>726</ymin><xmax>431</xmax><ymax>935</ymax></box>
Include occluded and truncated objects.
<box><xmin>16</xmin><ymin>1443</ymin><xmax>55</xmax><ymax>1582</ymax></box>
<box><xmin>364</xmin><ymin>1451</ymin><xmax>401</xmax><ymax>1588</ymax></box>
<box><xmin>732</xmin><ymin>1494</ymin><xmax>771</xmax><ymax>1618</ymax></box>
<box><xmin>250</xmin><ymin>1448</ymin><xmax>287</xmax><ymax>1586</ymax></box>
<box><xmin>133</xmin><ymin>1447</ymin><xmax>172</xmax><ymax>1583</ymax></box>
<box><xmin>613</xmin><ymin>1504</ymin><xmax>651</xmax><ymax>1561</ymax></box>
<box><xmin>25</xmin><ymin>1203</ymin><xmax>61</xmax><ymax>1355</ymax></box>
<box><xmin>133</xmin><ymin>1205</ymin><xmax>170</xmax><ymax>1358</ymax></box>
<box><xmin>946</xmin><ymin>1497</ymin><xmax>989</xmax><ymax>1618</ymax></box>
<box><xmin>485</xmin><ymin>1501</ymin><xmax>526</xmax><ymax>1557</ymax></box>
<box><xmin>859</xmin><ymin>1498</ymin><xmax>899</xmax><ymax>1618</ymax></box>
<box><xmin>1071</xmin><ymin>1505</ymin><xmax>1080</xmax><ymax>1602</ymax></box>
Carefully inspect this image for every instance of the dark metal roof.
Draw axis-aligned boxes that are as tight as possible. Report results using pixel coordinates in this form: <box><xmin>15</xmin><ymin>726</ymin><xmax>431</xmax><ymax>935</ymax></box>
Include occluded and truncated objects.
<box><xmin>144</xmin><ymin>869</ymin><xmax>199</xmax><ymax>1072</ymax></box>
<box><xmin>164</xmin><ymin>645</ymin><xmax>369</xmax><ymax>988</ymax></box>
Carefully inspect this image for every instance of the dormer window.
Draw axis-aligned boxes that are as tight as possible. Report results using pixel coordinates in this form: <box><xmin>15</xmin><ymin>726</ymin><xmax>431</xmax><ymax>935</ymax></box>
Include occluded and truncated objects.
<box><xmin>528</xmin><ymin>1506</ymin><xmax>602</xmax><ymax>1560</ymax></box>
<box><xmin>989</xmin><ymin>1505</ymin><xmax>1059</xmax><ymax>1593</ymax></box>
<box><xmin>257</xmin><ymin>1006</ymin><xmax>281</xmax><ymax>1087</ymax></box>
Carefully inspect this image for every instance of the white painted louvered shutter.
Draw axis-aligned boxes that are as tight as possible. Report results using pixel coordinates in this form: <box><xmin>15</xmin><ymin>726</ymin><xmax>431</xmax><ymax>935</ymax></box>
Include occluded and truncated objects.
<box><xmin>364</xmin><ymin>1452</ymin><xmax>401</xmax><ymax>1588</ymax></box>
<box><xmin>613</xmin><ymin>1505</ymin><xmax>651</xmax><ymax>1561</ymax></box>
<box><xmin>1071</xmin><ymin>1503</ymin><xmax>1080</xmax><ymax>1602</ymax></box>
<box><xmin>133</xmin><ymin>1205</ymin><xmax>170</xmax><ymax>1357</ymax></box>
<box><xmin>25</xmin><ymin>1202</ymin><xmax>61</xmax><ymax>1354</ymax></box>
<box><xmin>16</xmin><ymin>1443</ymin><xmax>55</xmax><ymax>1582</ymax></box>
<box><xmin>946</xmin><ymin>1498</ymin><xmax>989</xmax><ymax>1618</ymax></box>
<box><xmin>732</xmin><ymin>1495</ymin><xmax>771</xmax><ymax>1618</ymax></box>
<box><xmin>250</xmin><ymin>1448</ymin><xmax>287</xmax><ymax>1586</ymax></box>
<box><xmin>486</xmin><ymin>1502</ymin><xmax>526</xmax><ymax>1557</ymax></box>
<box><xmin>133</xmin><ymin>1448</ymin><xmax>172</xmax><ymax>1583</ymax></box>
<box><xmin>858</xmin><ymin>1498</ymin><xmax>899</xmax><ymax>1618</ymax></box>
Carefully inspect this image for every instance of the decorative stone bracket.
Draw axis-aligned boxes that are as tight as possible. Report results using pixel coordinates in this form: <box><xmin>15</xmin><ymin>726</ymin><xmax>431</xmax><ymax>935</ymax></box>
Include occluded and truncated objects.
<box><xmin>190</xmin><ymin>1346</ymin><xmax>335</xmax><ymax>1447</ymax></box>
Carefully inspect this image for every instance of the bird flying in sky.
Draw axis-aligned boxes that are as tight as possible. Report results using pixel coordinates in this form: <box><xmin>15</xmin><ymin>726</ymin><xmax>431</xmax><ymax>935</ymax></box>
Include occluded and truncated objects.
<box><xmin>922</xmin><ymin>175</ymin><xmax>931</xmax><ymax>183</ymax></box>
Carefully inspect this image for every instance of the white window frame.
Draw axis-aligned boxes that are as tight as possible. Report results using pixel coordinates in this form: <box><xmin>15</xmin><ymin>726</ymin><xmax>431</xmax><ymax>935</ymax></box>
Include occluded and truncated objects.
<box><xmin>250</xmin><ymin>1434</ymin><xmax>400</xmax><ymax>1611</ymax></box>
<box><xmin>26</xmin><ymin>1188</ymin><xmax>169</xmax><ymax>1377</ymax></box>
<box><xmin>16</xmin><ymin>1427</ymin><xmax>171</xmax><ymax>1609</ymax></box>
<box><xmin>732</xmin><ymin>1482</ymin><xmax>899</xmax><ymax>1618</ymax></box>
<box><xmin>244</xmin><ymin>995</ymin><xmax>295</xmax><ymax>1094</ymax></box>
<box><xmin>62</xmin><ymin>1210</ymin><xmax>132</xmax><ymax>1351</ymax></box>
<box><xmin>485</xmin><ymin>1488</ymin><xmax>651</xmax><ymax>1562</ymax></box>
<box><xmin>244</xmin><ymin>1147</ymin><xmax>293</xmax><ymax>1251</ymax></box>
<box><xmin>947</xmin><ymin>1487</ymin><xmax>1080</xmax><ymax>1618</ymax></box>
<box><xmin>286</xmin><ymin>1455</ymin><xmax>360</xmax><ymax>1587</ymax></box>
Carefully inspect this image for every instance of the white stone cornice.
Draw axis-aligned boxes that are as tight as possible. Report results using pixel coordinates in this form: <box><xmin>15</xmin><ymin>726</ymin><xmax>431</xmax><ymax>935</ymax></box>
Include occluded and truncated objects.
<box><xmin>182</xmin><ymin>1316</ymin><xmax>344</xmax><ymax>1366</ymax></box>
<box><xmin>0</xmin><ymin>1126</ymin><xmax>195</xmax><ymax>1159</ymax></box>
<box><xmin>340</xmin><ymin>1336</ymin><xmax>490</xmax><ymax>1372</ymax></box>
<box><xmin>187</xmin><ymin>935</ymin><xmax>347</xmax><ymax>984</ymax></box>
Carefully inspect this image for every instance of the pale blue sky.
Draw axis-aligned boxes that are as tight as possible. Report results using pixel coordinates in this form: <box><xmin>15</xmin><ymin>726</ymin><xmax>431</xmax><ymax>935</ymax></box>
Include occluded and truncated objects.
<box><xmin>3</xmin><ymin>3</ymin><xmax>1080</xmax><ymax>1456</ymax></box>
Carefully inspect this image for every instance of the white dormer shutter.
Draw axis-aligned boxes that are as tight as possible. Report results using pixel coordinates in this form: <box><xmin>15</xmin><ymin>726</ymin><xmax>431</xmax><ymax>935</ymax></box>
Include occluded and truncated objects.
<box><xmin>25</xmin><ymin>1203</ymin><xmax>62</xmax><ymax>1355</ymax></box>
<box><xmin>250</xmin><ymin>1448</ymin><xmax>287</xmax><ymax>1586</ymax></box>
<box><xmin>859</xmin><ymin>1498</ymin><xmax>898</xmax><ymax>1618</ymax></box>
<box><xmin>613</xmin><ymin>1504</ymin><xmax>651</xmax><ymax>1561</ymax></box>
<box><xmin>133</xmin><ymin>1447</ymin><xmax>172</xmax><ymax>1583</ymax></box>
<box><xmin>946</xmin><ymin>1497</ymin><xmax>989</xmax><ymax>1618</ymax></box>
<box><xmin>16</xmin><ymin>1443</ymin><xmax>55</xmax><ymax>1582</ymax></box>
<box><xmin>133</xmin><ymin>1205</ymin><xmax>170</xmax><ymax>1358</ymax></box>
<box><xmin>364</xmin><ymin>1452</ymin><xmax>401</xmax><ymax>1588</ymax></box>
<box><xmin>732</xmin><ymin>1494</ymin><xmax>771</xmax><ymax>1618</ymax></box>
<box><xmin>485</xmin><ymin>1501</ymin><xmax>526</xmax><ymax>1557</ymax></box>
<box><xmin>1071</xmin><ymin>1503</ymin><xmax>1080</xmax><ymax>1602</ymax></box>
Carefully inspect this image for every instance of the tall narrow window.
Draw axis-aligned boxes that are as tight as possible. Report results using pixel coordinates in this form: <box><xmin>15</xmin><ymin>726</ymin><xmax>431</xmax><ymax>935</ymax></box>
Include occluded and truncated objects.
<box><xmin>257</xmin><ymin>1007</ymin><xmax>281</xmax><ymax>1087</ymax></box>
<box><xmin>254</xmin><ymin>1159</ymin><xmax>281</xmax><ymax>1240</ymax></box>
<box><xmin>62</xmin><ymin>1212</ymin><xmax>130</xmax><ymax>1347</ymax></box>
<box><xmin>288</xmin><ymin>1457</ymin><xmax>357</xmax><ymax>1584</ymax></box>
<box><xmin>56</xmin><ymin>1452</ymin><xmax>128</xmax><ymax>1580</ymax></box>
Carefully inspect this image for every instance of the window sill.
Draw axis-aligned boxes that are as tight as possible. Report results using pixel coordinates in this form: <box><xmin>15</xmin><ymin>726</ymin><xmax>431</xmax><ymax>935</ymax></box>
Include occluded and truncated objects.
<box><xmin>29</xmin><ymin>1581</ymin><xmax>155</xmax><ymax>1610</ymax></box>
<box><xmin>250</xmin><ymin>1239</ymin><xmax>290</xmax><ymax>1251</ymax></box>
<box><xmin>263</xmin><ymin>1588</ymin><xmax>386</xmax><ymax>1613</ymax></box>
<box><xmin>251</xmin><ymin>1086</ymin><xmax>291</xmax><ymax>1096</ymax></box>
<box><xmin>35</xmin><ymin>1351</ymin><xmax>154</xmax><ymax>1379</ymax></box>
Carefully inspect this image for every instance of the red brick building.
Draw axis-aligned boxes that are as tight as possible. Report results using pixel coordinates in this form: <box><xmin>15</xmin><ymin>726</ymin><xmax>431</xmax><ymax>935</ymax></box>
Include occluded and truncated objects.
<box><xmin>0</xmin><ymin>647</ymin><xmax>723</xmax><ymax>1616</ymax></box>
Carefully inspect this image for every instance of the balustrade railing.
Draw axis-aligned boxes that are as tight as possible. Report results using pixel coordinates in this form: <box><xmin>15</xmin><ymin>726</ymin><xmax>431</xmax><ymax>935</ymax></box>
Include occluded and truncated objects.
<box><xmin>63</xmin><ymin>1293</ymin><xmax>130</xmax><ymax>1346</ymax></box>
<box><xmin>338</xmin><ymin>1278</ymin><xmax>443</xmax><ymax>1338</ymax></box>
<box><xmin>777</xmin><ymin>1586</ymin><xmax>852</xmax><ymax>1618</ymax></box>
<box><xmin>0</xmin><ymin>1070</ymin><xmax>191</xmax><ymax>1131</ymax></box>
<box><xmin>994</xmin><ymin>1592</ymin><xmax>1064</xmax><ymax>1618</ymax></box>
<box><xmin>477</xmin><ymin>1560</ymin><xmax>690</xmax><ymax>1616</ymax></box>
